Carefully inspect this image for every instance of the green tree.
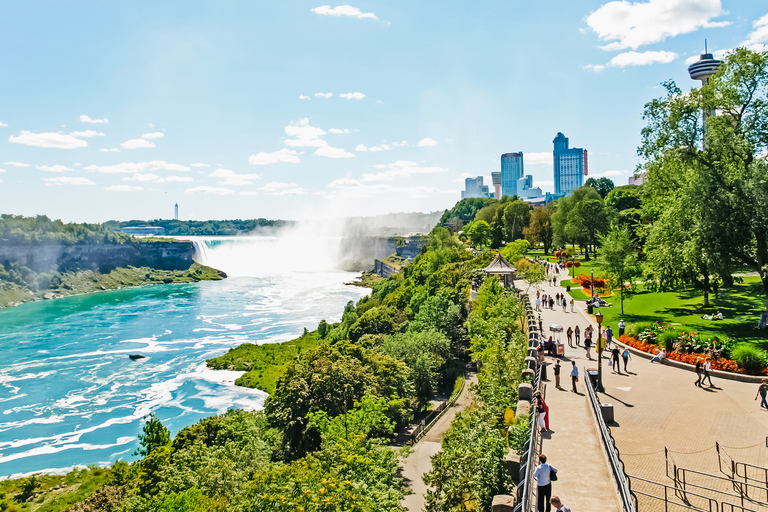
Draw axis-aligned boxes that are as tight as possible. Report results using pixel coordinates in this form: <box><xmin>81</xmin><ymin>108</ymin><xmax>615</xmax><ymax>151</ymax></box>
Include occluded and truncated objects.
<box><xmin>501</xmin><ymin>200</ymin><xmax>531</xmax><ymax>242</ymax></box>
<box><xmin>564</xmin><ymin>197</ymin><xmax>610</xmax><ymax>260</ymax></box>
<box><xmin>585</xmin><ymin>177</ymin><xmax>615</xmax><ymax>198</ymax></box>
<box><xmin>462</xmin><ymin>220</ymin><xmax>491</xmax><ymax>248</ymax></box>
<box><xmin>317</xmin><ymin>319</ymin><xmax>330</xmax><ymax>339</ymax></box>
<box><xmin>135</xmin><ymin>413</ymin><xmax>171</xmax><ymax>458</ymax></box>
<box><xmin>516</xmin><ymin>259</ymin><xmax>546</xmax><ymax>293</ymax></box>
<box><xmin>598</xmin><ymin>226</ymin><xmax>642</xmax><ymax>315</ymax></box>
<box><xmin>523</xmin><ymin>204</ymin><xmax>554</xmax><ymax>253</ymax></box>
<box><xmin>474</xmin><ymin>204</ymin><xmax>499</xmax><ymax>224</ymax></box>
<box><xmin>551</xmin><ymin>186</ymin><xmax>601</xmax><ymax>250</ymax></box>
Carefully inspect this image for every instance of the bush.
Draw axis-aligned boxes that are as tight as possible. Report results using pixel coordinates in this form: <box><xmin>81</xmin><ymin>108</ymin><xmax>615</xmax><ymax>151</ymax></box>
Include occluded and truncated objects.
<box><xmin>625</xmin><ymin>323</ymin><xmax>643</xmax><ymax>339</ymax></box>
<box><xmin>657</xmin><ymin>329</ymin><xmax>679</xmax><ymax>352</ymax></box>
<box><xmin>731</xmin><ymin>345</ymin><xmax>766</xmax><ymax>375</ymax></box>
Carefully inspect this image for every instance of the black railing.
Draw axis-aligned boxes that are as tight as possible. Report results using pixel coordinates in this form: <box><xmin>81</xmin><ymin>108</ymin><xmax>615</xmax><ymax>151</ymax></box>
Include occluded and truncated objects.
<box><xmin>584</xmin><ymin>365</ymin><xmax>637</xmax><ymax>512</ymax></box>
<box><xmin>514</xmin><ymin>366</ymin><xmax>542</xmax><ymax>512</ymax></box>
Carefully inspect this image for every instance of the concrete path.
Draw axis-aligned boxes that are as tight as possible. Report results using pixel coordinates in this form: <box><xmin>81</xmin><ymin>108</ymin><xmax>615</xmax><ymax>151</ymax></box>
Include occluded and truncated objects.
<box><xmin>400</xmin><ymin>373</ymin><xmax>477</xmax><ymax>512</ymax></box>
<box><xmin>522</xmin><ymin>274</ymin><xmax>623</xmax><ymax>511</ymax></box>
<box><xmin>549</xmin><ymin>272</ymin><xmax>768</xmax><ymax>511</ymax></box>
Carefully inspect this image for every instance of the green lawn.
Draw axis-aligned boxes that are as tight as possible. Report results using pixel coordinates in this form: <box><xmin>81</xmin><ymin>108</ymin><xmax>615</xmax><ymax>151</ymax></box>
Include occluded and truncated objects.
<box><xmin>591</xmin><ymin>277</ymin><xmax>768</xmax><ymax>347</ymax></box>
<box><xmin>526</xmin><ymin>246</ymin><xmax>603</xmax><ymax>278</ymax></box>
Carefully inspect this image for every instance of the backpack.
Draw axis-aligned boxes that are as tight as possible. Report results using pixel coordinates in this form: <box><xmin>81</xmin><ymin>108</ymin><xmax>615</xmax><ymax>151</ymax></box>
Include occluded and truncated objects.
<box><xmin>550</xmin><ymin>467</ymin><xmax>558</xmax><ymax>481</ymax></box>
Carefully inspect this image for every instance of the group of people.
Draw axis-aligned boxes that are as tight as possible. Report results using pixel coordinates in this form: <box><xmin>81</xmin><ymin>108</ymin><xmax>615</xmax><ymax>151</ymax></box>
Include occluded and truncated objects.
<box><xmin>535</xmin><ymin>290</ymin><xmax>575</xmax><ymax>313</ymax></box>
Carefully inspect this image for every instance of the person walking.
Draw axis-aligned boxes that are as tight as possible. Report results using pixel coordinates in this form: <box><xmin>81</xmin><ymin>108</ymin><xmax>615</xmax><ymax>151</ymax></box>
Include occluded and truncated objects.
<box><xmin>566</xmin><ymin>327</ymin><xmax>573</xmax><ymax>347</ymax></box>
<box><xmin>569</xmin><ymin>298</ymin><xmax>574</xmax><ymax>313</ymax></box>
<box><xmin>574</xmin><ymin>325</ymin><xmax>580</xmax><ymax>345</ymax></box>
<box><xmin>555</xmin><ymin>292</ymin><xmax>560</xmax><ymax>303</ymax></box>
<box><xmin>549</xmin><ymin>297</ymin><xmax>554</xmax><ymax>310</ymax></box>
<box><xmin>535</xmin><ymin>297</ymin><xmax>542</xmax><ymax>311</ymax></box>
<box><xmin>622</xmin><ymin>347</ymin><xmax>631</xmax><ymax>373</ymax></box>
<box><xmin>618</xmin><ymin>319</ymin><xmax>626</xmax><ymax>337</ymax></box>
<box><xmin>605</xmin><ymin>325</ymin><xmax>613</xmax><ymax>348</ymax></box>
<box><xmin>610</xmin><ymin>346</ymin><xmax>621</xmax><ymax>374</ymax></box>
<box><xmin>570</xmin><ymin>361</ymin><xmax>579</xmax><ymax>392</ymax></box>
<box><xmin>703</xmin><ymin>358</ymin><xmax>714</xmax><ymax>386</ymax></box>
<box><xmin>554</xmin><ymin>360</ymin><xmax>562</xmax><ymax>388</ymax></box>
<box><xmin>534</xmin><ymin>455</ymin><xmax>558</xmax><ymax>512</ymax></box>
<box><xmin>561</xmin><ymin>297</ymin><xmax>567</xmax><ymax>312</ymax></box>
<box><xmin>584</xmin><ymin>335</ymin><xmax>592</xmax><ymax>360</ymax></box>
<box><xmin>756</xmin><ymin>379</ymin><xmax>768</xmax><ymax>409</ymax></box>
<box><xmin>550</xmin><ymin>496</ymin><xmax>572</xmax><ymax>512</ymax></box>
<box><xmin>694</xmin><ymin>358</ymin><xmax>704</xmax><ymax>387</ymax></box>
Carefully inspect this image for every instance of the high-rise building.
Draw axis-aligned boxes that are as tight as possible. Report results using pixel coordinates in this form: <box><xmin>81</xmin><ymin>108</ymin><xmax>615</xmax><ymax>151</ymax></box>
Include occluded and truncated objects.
<box><xmin>491</xmin><ymin>172</ymin><xmax>502</xmax><ymax>199</ymax></box>
<box><xmin>553</xmin><ymin>132</ymin><xmax>587</xmax><ymax>196</ymax></box>
<box><xmin>461</xmin><ymin>176</ymin><xmax>490</xmax><ymax>199</ymax></box>
<box><xmin>500</xmin><ymin>152</ymin><xmax>524</xmax><ymax>197</ymax></box>
<box><xmin>689</xmin><ymin>42</ymin><xmax>721</xmax><ymax>141</ymax></box>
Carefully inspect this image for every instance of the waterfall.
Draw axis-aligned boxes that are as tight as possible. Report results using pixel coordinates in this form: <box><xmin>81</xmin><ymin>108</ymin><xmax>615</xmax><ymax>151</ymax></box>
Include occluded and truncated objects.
<box><xmin>192</xmin><ymin>240</ymin><xmax>210</xmax><ymax>265</ymax></box>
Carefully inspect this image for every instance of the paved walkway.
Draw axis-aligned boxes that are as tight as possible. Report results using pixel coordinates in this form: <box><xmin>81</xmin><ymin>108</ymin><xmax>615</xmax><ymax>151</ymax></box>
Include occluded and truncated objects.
<box><xmin>542</xmin><ymin>271</ymin><xmax>768</xmax><ymax>511</ymax></box>
<box><xmin>399</xmin><ymin>373</ymin><xmax>477</xmax><ymax>512</ymax></box>
<box><xmin>521</xmin><ymin>276</ymin><xmax>623</xmax><ymax>511</ymax></box>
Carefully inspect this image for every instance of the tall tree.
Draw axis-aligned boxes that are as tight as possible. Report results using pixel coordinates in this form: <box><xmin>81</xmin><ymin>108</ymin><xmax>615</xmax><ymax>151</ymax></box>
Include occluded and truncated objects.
<box><xmin>551</xmin><ymin>186</ymin><xmax>602</xmax><ymax>249</ymax></box>
<box><xmin>523</xmin><ymin>204</ymin><xmax>554</xmax><ymax>253</ymax></box>
<box><xmin>584</xmin><ymin>177</ymin><xmax>615</xmax><ymax>198</ymax></box>
<box><xmin>564</xmin><ymin>198</ymin><xmax>610</xmax><ymax>260</ymax></box>
<box><xmin>598</xmin><ymin>226</ymin><xmax>642</xmax><ymax>315</ymax></box>
<box><xmin>501</xmin><ymin>200</ymin><xmax>531</xmax><ymax>242</ymax></box>
<box><xmin>639</xmin><ymin>48</ymin><xmax>768</xmax><ymax>314</ymax></box>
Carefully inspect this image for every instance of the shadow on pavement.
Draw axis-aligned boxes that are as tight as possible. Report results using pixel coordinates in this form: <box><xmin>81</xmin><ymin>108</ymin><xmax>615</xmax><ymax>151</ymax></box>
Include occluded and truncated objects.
<box><xmin>602</xmin><ymin>392</ymin><xmax>634</xmax><ymax>408</ymax></box>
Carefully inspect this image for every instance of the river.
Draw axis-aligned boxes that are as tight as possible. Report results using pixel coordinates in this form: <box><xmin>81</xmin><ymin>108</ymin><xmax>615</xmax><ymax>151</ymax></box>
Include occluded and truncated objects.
<box><xmin>0</xmin><ymin>236</ymin><xmax>369</xmax><ymax>477</ymax></box>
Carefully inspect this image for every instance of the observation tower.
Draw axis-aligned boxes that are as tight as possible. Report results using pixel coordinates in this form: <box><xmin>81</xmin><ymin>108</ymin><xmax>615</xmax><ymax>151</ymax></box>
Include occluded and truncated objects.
<box><xmin>688</xmin><ymin>41</ymin><xmax>721</xmax><ymax>85</ymax></box>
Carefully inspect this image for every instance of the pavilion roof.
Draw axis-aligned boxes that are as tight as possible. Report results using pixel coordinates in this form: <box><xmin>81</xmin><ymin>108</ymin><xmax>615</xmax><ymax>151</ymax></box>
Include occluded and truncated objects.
<box><xmin>483</xmin><ymin>253</ymin><xmax>516</xmax><ymax>274</ymax></box>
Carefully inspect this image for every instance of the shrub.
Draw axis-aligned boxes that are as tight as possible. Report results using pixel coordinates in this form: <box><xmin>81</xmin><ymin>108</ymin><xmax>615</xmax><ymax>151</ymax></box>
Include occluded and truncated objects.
<box><xmin>657</xmin><ymin>329</ymin><xmax>679</xmax><ymax>352</ymax></box>
<box><xmin>731</xmin><ymin>345</ymin><xmax>766</xmax><ymax>375</ymax></box>
<box><xmin>625</xmin><ymin>323</ymin><xmax>642</xmax><ymax>339</ymax></box>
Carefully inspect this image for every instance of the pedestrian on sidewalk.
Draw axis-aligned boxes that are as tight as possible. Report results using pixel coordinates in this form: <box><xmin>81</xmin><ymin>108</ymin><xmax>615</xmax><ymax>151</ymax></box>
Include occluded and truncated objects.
<box><xmin>622</xmin><ymin>347</ymin><xmax>631</xmax><ymax>373</ymax></box>
<box><xmin>756</xmin><ymin>379</ymin><xmax>768</xmax><ymax>409</ymax></box>
<box><xmin>537</xmin><ymin>290</ymin><xmax>541</xmax><ymax>300</ymax></box>
<box><xmin>570</xmin><ymin>361</ymin><xmax>579</xmax><ymax>392</ymax></box>
<box><xmin>605</xmin><ymin>325</ymin><xmax>613</xmax><ymax>348</ymax></box>
<box><xmin>570</xmin><ymin>298</ymin><xmax>574</xmax><ymax>313</ymax></box>
<box><xmin>584</xmin><ymin>335</ymin><xmax>592</xmax><ymax>360</ymax></box>
<box><xmin>566</xmin><ymin>327</ymin><xmax>573</xmax><ymax>347</ymax></box>
<box><xmin>550</xmin><ymin>496</ymin><xmax>571</xmax><ymax>512</ymax></box>
<box><xmin>534</xmin><ymin>454</ymin><xmax>558</xmax><ymax>512</ymax></box>
<box><xmin>549</xmin><ymin>297</ymin><xmax>555</xmax><ymax>309</ymax></box>
<box><xmin>611</xmin><ymin>346</ymin><xmax>621</xmax><ymax>374</ymax></box>
<box><xmin>695</xmin><ymin>358</ymin><xmax>704</xmax><ymax>387</ymax></box>
<box><xmin>535</xmin><ymin>392</ymin><xmax>549</xmax><ymax>432</ymax></box>
<box><xmin>556</xmin><ymin>292</ymin><xmax>560</xmax><ymax>303</ymax></box>
<box><xmin>703</xmin><ymin>358</ymin><xmax>714</xmax><ymax>386</ymax></box>
<box><xmin>535</xmin><ymin>297</ymin><xmax>542</xmax><ymax>311</ymax></box>
<box><xmin>574</xmin><ymin>325</ymin><xmax>580</xmax><ymax>345</ymax></box>
<box><xmin>619</xmin><ymin>319</ymin><xmax>626</xmax><ymax>337</ymax></box>
<box><xmin>561</xmin><ymin>297</ymin><xmax>567</xmax><ymax>312</ymax></box>
<box><xmin>554</xmin><ymin>360</ymin><xmax>562</xmax><ymax>388</ymax></box>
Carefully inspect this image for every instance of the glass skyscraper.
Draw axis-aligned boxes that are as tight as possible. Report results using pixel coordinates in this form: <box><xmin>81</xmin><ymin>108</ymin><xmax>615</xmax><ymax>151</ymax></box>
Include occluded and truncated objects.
<box><xmin>553</xmin><ymin>132</ymin><xmax>587</xmax><ymax>196</ymax></box>
<box><xmin>500</xmin><ymin>152</ymin><xmax>524</xmax><ymax>197</ymax></box>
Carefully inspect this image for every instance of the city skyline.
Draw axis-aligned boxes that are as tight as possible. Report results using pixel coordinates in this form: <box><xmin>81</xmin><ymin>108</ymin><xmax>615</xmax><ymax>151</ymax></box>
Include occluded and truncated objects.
<box><xmin>1</xmin><ymin>1</ymin><xmax>767</xmax><ymax>222</ymax></box>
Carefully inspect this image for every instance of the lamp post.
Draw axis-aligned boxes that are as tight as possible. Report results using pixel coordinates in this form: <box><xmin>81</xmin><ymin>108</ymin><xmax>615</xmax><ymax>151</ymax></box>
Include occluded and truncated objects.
<box><xmin>590</xmin><ymin>269</ymin><xmax>595</xmax><ymax>302</ymax></box>
<box><xmin>596</xmin><ymin>309</ymin><xmax>604</xmax><ymax>392</ymax></box>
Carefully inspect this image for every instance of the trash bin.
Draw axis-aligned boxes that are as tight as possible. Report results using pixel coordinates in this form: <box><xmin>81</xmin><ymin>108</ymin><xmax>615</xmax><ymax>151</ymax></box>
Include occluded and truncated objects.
<box><xmin>566</xmin><ymin>285</ymin><xmax>571</xmax><ymax>292</ymax></box>
<box><xmin>587</xmin><ymin>369</ymin><xmax>599</xmax><ymax>389</ymax></box>
<box><xmin>601</xmin><ymin>403</ymin><xmax>614</xmax><ymax>423</ymax></box>
<box><xmin>587</xmin><ymin>304</ymin><xmax>594</xmax><ymax>315</ymax></box>
<box><xmin>541</xmin><ymin>363</ymin><xmax>548</xmax><ymax>381</ymax></box>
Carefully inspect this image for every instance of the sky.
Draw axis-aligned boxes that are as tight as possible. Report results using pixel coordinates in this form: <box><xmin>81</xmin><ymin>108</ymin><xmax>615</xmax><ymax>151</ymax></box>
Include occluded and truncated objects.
<box><xmin>1</xmin><ymin>1</ymin><xmax>767</xmax><ymax>222</ymax></box>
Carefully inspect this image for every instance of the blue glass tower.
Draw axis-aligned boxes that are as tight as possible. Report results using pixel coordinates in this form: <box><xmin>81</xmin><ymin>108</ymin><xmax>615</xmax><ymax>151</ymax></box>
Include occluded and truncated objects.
<box><xmin>553</xmin><ymin>132</ymin><xmax>587</xmax><ymax>196</ymax></box>
<box><xmin>501</xmin><ymin>152</ymin><xmax>524</xmax><ymax>197</ymax></box>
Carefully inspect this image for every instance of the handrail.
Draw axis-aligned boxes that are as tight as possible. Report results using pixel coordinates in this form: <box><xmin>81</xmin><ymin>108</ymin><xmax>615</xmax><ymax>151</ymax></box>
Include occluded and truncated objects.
<box><xmin>676</xmin><ymin>467</ymin><xmax>768</xmax><ymax>509</ymax></box>
<box><xmin>629</xmin><ymin>475</ymin><xmax>720</xmax><ymax>512</ymax></box>
<box><xmin>411</xmin><ymin>374</ymin><xmax>467</xmax><ymax>444</ymax></box>
<box><xmin>514</xmin><ymin>366</ymin><xmax>542</xmax><ymax>512</ymax></box>
<box><xmin>584</xmin><ymin>366</ymin><xmax>637</xmax><ymax>512</ymax></box>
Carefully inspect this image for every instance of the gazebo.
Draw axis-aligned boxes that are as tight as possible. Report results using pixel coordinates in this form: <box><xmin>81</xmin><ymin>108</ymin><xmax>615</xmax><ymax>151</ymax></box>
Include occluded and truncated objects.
<box><xmin>483</xmin><ymin>253</ymin><xmax>516</xmax><ymax>289</ymax></box>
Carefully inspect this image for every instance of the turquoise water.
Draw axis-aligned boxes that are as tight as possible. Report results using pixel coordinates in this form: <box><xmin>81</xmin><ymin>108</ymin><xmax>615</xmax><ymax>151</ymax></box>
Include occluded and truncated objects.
<box><xmin>0</xmin><ymin>258</ymin><xmax>367</xmax><ymax>477</ymax></box>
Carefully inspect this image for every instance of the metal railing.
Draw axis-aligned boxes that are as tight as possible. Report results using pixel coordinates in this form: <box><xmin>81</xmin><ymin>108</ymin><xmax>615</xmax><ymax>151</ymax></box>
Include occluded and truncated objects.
<box><xmin>411</xmin><ymin>375</ymin><xmax>466</xmax><ymax>444</ymax></box>
<box><xmin>514</xmin><ymin>365</ymin><xmax>542</xmax><ymax>512</ymax></box>
<box><xmin>674</xmin><ymin>466</ymin><xmax>768</xmax><ymax>510</ymax></box>
<box><xmin>717</xmin><ymin>442</ymin><xmax>768</xmax><ymax>503</ymax></box>
<box><xmin>584</xmin><ymin>366</ymin><xmax>637</xmax><ymax>512</ymax></box>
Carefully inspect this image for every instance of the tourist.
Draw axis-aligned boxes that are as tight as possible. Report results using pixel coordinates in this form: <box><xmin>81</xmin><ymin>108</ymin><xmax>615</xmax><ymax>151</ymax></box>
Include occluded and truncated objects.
<box><xmin>570</xmin><ymin>298</ymin><xmax>574</xmax><ymax>313</ymax></box>
<box><xmin>561</xmin><ymin>297</ymin><xmax>567</xmax><ymax>312</ymax></box>
<box><xmin>605</xmin><ymin>325</ymin><xmax>613</xmax><ymax>347</ymax></box>
<box><xmin>570</xmin><ymin>361</ymin><xmax>579</xmax><ymax>392</ymax></box>
<box><xmin>537</xmin><ymin>340</ymin><xmax>546</xmax><ymax>364</ymax></box>
<box><xmin>618</xmin><ymin>319</ymin><xmax>626</xmax><ymax>337</ymax></box>
<box><xmin>534</xmin><ymin>454</ymin><xmax>558</xmax><ymax>512</ymax></box>
<box><xmin>550</xmin><ymin>496</ymin><xmax>572</xmax><ymax>512</ymax></box>
<box><xmin>611</xmin><ymin>346</ymin><xmax>621</xmax><ymax>374</ymax></box>
<box><xmin>695</xmin><ymin>358</ymin><xmax>704</xmax><ymax>387</ymax></box>
<box><xmin>756</xmin><ymin>379</ymin><xmax>768</xmax><ymax>409</ymax></box>
<box><xmin>554</xmin><ymin>360</ymin><xmax>562</xmax><ymax>388</ymax></box>
<box><xmin>535</xmin><ymin>393</ymin><xmax>549</xmax><ymax>432</ymax></box>
<box><xmin>535</xmin><ymin>297</ymin><xmax>542</xmax><ymax>311</ymax></box>
<box><xmin>703</xmin><ymin>358</ymin><xmax>714</xmax><ymax>386</ymax></box>
<box><xmin>537</xmin><ymin>290</ymin><xmax>541</xmax><ymax>299</ymax></box>
<box><xmin>650</xmin><ymin>348</ymin><xmax>666</xmax><ymax>363</ymax></box>
<box><xmin>566</xmin><ymin>327</ymin><xmax>573</xmax><ymax>347</ymax></box>
<box><xmin>549</xmin><ymin>297</ymin><xmax>555</xmax><ymax>309</ymax></box>
<box><xmin>546</xmin><ymin>336</ymin><xmax>555</xmax><ymax>356</ymax></box>
<box><xmin>622</xmin><ymin>347</ymin><xmax>631</xmax><ymax>372</ymax></box>
<box><xmin>574</xmin><ymin>325</ymin><xmax>580</xmax><ymax>345</ymax></box>
<box><xmin>717</xmin><ymin>311</ymin><xmax>723</xmax><ymax>320</ymax></box>
<box><xmin>556</xmin><ymin>292</ymin><xmax>560</xmax><ymax>303</ymax></box>
<box><xmin>584</xmin><ymin>335</ymin><xmax>592</xmax><ymax>360</ymax></box>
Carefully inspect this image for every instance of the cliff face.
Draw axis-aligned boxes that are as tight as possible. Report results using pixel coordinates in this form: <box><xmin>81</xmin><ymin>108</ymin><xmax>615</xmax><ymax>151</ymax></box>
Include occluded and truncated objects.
<box><xmin>0</xmin><ymin>241</ymin><xmax>196</xmax><ymax>273</ymax></box>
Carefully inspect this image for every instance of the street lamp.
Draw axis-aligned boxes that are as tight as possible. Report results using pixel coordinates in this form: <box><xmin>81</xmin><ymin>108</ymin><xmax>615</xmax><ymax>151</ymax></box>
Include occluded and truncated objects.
<box><xmin>591</xmin><ymin>269</ymin><xmax>595</xmax><ymax>302</ymax></box>
<box><xmin>595</xmin><ymin>309</ymin><xmax>604</xmax><ymax>392</ymax></box>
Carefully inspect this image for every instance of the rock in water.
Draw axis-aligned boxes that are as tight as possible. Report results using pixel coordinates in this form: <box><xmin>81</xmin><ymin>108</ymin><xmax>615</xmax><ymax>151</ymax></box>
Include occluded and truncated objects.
<box><xmin>129</xmin><ymin>354</ymin><xmax>146</xmax><ymax>360</ymax></box>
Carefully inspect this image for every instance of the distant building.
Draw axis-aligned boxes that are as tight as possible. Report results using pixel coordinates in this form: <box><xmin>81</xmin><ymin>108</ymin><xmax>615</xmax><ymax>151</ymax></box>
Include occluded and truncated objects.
<box><xmin>174</xmin><ymin>203</ymin><xmax>179</xmax><ymax>220</ymax></box>
<box><xmin>628</xmin><ymin>172</ymin><xmax>646</xmax><ymax>186</ymax></box>
<box><xmin>121</xmin><ymin>225</ymin><xmax>166</xmax><ymax>236</ymax></box>
<box><xmin>491</xmin><ymin>172</ymin><xmax>502</xmax><ymax>199</ymax></box>
<box><xmin>501</xmin><ymin>152</ymin><xmax>524</xmax><ymax>197</ymax></box>
<box><xmin>461</xmin><ymin>176</ymin><xmax>491</xmax><ymax>199</ymax></box>
<box><xmin>553</xmin><ymin>132</ymin><xmax>588</xmax><ymax>196</ymax></box>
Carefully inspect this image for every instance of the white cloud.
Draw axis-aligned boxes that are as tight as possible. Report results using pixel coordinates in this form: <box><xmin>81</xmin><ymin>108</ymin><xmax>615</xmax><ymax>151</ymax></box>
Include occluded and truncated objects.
<box><xmin>164</xmin><ymin>176</ymin><xmax>194</xmax><ymax>182</ymax></box>
<box><xmin>84</xmin><ymin>161</ymin><xmax>191</xmax><ymax>174</ymax></box>
<box><xmin>315</xmin><ymin>145</ymin><xmax>355</xmax><ymax>158</ymax></box>
<box><xmin>99</xmin><ymin>148</ymin><xmax>121</xmax><ymax>153</ymax></box>
<box><xmin>284</xmin><ymin>118</ymin><xmax>327</xmax><ymax>147</ymax></box>
<box><xmin>273</xmin><ymin>187</ymin><xmax>307</xmax><ymax>196</ymax></box>
<box><xmin>79</xmin><ymin>115</ymin><xmax>108</xmax><ymax>124</ymax></box>
<box><xmin>3</xmin><ymin>161</ymin><xmax>31</xmax><ymax>167</ymax></box>
<box><xmin>9</xmin><ymin>131</ymin><xmax>88</xmax><ymax>149</ymax></box>
<box><xmin>329</xmin><ymin>128</ymin><xmax>350</xmax><ymax>134</ymax></box>
<box><xmin>315</xmin><ymin>92</ymin><xmax>333</xmax><ymax>99</ymax></box>
<box><xmin>121</xmin><ymin>138</ymin><xmax>155</xmax><ymax>149</ymax></box>
<box><xmin>361</xmin><ymin>160</ymin><xmax>448</xmax><ymax>181</ymax></box>
<box><xmin>417</xmin><ymin>137</ymin><xmax>437</xmax><ymax>147</ymax></box>
<box><xmin>185</xmin><ymin>186</ymin><xmax>235</xmax><ymax>195</ymax></box>
<box><xmin>248</xmin><ymin>148</ymin><xmax>301</xmax><ymax>165</ymax></box>
<box><xmin>36</xmin><ymin>164</ymin><xmax>73</xmax><ymax>173</ymax></box>
<box><xmin>392</xmin><ymin>140</ymin><xmax>408</xmax><ymax>147</ymax></box>
<box><xmin>584</xmin><ymin>64</ymin><xmax>606</xmax><ymax>73</ymax></box>
<box><xmin>356</xmin><ymin>143</ymin><xmax>392</xmax><ymax>152</ymax></box>
<box><xmin>0</xmin><ymin>121</ymin><xmax>7</xmax><ymax>127</ymax></box>
<box><xmin>42</xmin><ymin>176</ymin><xmax>95</xmax><ymax>186</ymax></box>
<box><xmin>586</xmin><ymin>0</ymin><xmax>729</xmax><ymax>51</ymax></box>
<box><xmin>259</xmin><ymin>181</ymin><xmax>297</xmax><ymax>192</ymax></box>
<box><xmin>210</xmin><ymin>168</ymin><xmax>261</xmax><ymax>186</ymax></box>
<box><xmin>141</xmin><ymin>132</ymin><xmax>164</xmax><ymax>140</ymax></box>
<box><xmin>190</xmin><ymin>163</ymin><xmax>209</xmax><ymax>167</ymax></box>
<box><xmin>106</xmin><ymin>185</ymin><xmax>143</xmax><ymax>192</ymax></box>
<box><xmin>124</xmin><ymin>173</ymin><xmax>192</xmax><ymax>183</ymax></box>
<box><xmin>0</xmin><ymin>169</ymin><xmax>6</xmax><ymax>173</ymax></box>
<box><xmin>311</xmin><ymin>5</ymin><xmax>377</xmax><ymax>20</ymax></box>
<box><xmin>741</xmin><ymin>13</ymin><xmax>768</xmax><ymax>49</ymax></box>
<box><xmin>339</xmin><ymin>92</ymin><xmax>365</xmax><ymax>100</ymax></box>
<box><xmin>524</xmin><ymin>152</ymin><xmax>552</xmax><ymax>165</ymax></box>
<box><xmin>608</xmin><ymin>50</ymin><xmax>678</xmax><ymax>67</ymax></box>
<box><xmin>69</xmin><ymin>130</ymin><xmax>105</xmax><ymax>138</ymax></box>
<box><xmin>299</xmin><ymin>95</ymin><xmax>311</xmax><ymax>100</ymax></box>
<box><xmin>239</xmin><ymin>191</ymin><xmax>259</xmax><ymax>196</ymax></box>
<box><xmin>592</xmin><ymin>169</ymin><xmax>626</xmax><ymax>177</ymax></box>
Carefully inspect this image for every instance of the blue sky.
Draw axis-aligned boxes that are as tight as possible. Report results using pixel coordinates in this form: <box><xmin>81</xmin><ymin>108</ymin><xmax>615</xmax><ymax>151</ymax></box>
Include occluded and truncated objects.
<box><xmin>1</xmin><ymin>1</ymin><xmax>766</xmax><ymax>222</ymax></box>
